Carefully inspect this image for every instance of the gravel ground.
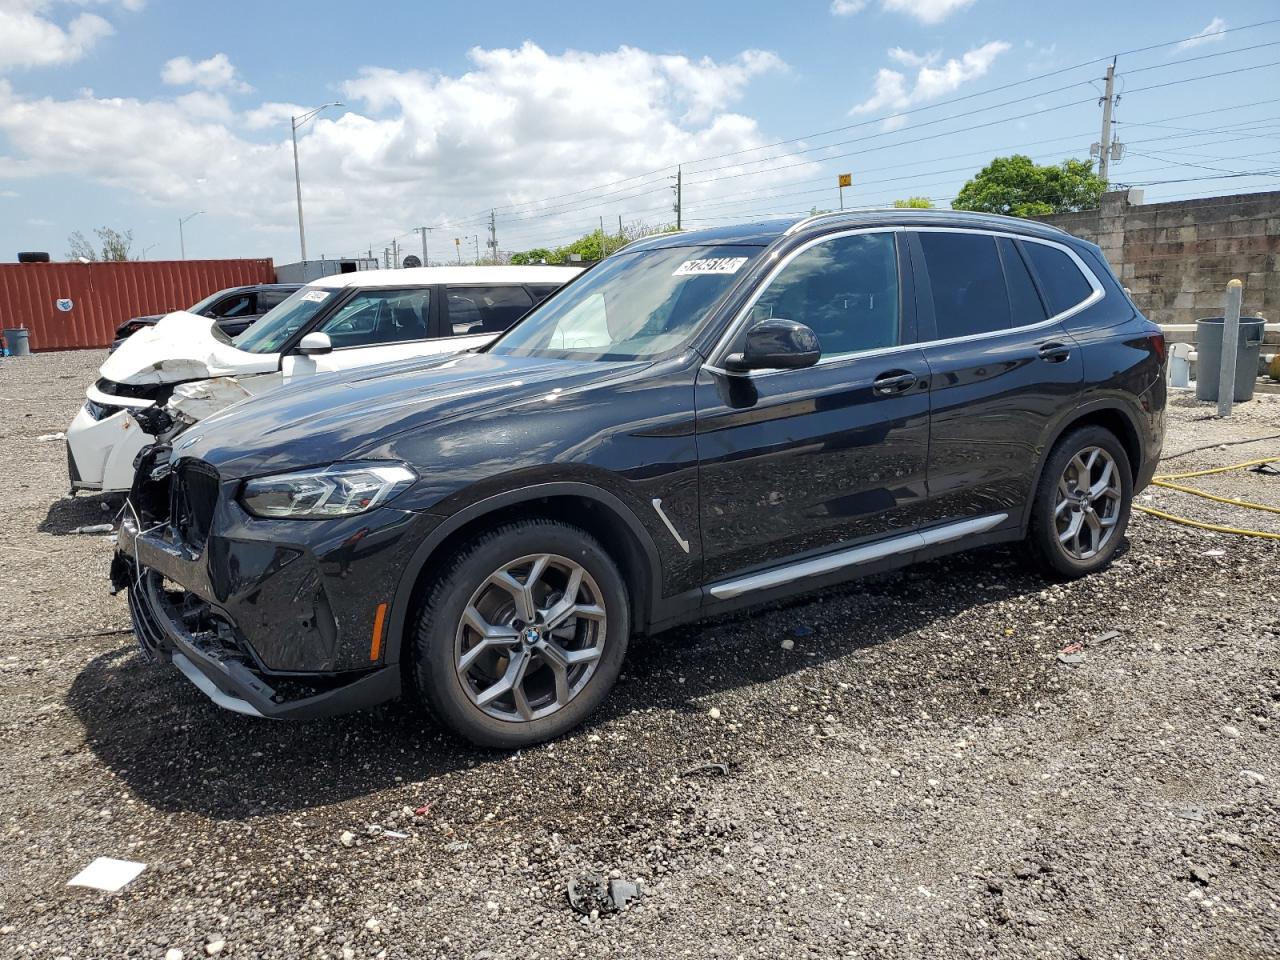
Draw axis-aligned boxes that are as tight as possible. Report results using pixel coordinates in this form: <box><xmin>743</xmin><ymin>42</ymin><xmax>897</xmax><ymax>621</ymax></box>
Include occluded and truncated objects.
<box><xmin>1</xmin><ymin>351</ymin><xmax>1277</xmax><ymax>960</ymax></box>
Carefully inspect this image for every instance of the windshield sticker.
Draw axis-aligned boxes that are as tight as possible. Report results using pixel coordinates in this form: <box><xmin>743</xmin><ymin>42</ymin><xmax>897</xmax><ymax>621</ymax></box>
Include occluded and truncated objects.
<box><xmin>300</xmin><ymin>290</ymin><xmax>331</xmax><ymax>303</ymax></box>
<box><xmin>672</xmin><ymin>257</ymin><xmax>749</xmax><ymax>277</ymax></box>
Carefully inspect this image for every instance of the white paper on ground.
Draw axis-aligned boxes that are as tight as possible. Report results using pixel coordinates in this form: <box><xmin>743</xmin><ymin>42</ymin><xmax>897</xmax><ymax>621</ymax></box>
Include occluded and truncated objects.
<box><xmin>67</xmin><ymin>857</ymin><xmax>147</xmax><ymax>891</ymax></box>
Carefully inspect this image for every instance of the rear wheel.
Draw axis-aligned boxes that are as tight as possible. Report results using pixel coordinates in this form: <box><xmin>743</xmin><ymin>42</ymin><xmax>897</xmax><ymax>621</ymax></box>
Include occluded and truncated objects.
<box><xmin>409</xmin><ymin>519</ymin><xmax>629</xmax><ymax>748</ymax></box>
<box><xmin>1024</xmin><ymin>426</ymin><xmax>1132</xmax><ymax>579</ymax></box>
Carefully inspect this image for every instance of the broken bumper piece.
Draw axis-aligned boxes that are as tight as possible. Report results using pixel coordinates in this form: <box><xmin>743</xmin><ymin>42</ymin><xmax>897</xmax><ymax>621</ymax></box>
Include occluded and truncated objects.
<box><xmin>119</xmin><ymin>552</ymin><xmax>401</xmax><ymax>720</ymax></box>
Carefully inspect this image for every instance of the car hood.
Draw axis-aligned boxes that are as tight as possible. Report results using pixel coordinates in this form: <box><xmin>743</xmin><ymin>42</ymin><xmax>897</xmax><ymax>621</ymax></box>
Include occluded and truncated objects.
<box><xmin>99</xmin><ymin>311</ymin><xmax>276</xmax><ymax>385</ymax></box>
<box><xmin>174</xmin><ymin>351</ymin><xmax>645</xmax><ymax>479</ymax></box>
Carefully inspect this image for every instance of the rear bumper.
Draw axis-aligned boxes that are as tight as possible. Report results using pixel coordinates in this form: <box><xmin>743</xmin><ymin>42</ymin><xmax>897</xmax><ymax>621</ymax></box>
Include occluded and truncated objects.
<box><xmin>122</xmin><ymin>558</ymin><xmax>401</xmax><ymax>719</ymax></box>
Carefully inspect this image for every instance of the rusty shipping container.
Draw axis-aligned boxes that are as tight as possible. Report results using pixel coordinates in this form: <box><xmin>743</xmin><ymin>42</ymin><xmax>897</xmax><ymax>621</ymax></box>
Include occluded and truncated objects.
<box><xmin>0</xmin><ymin>259</ymin><xmax>276</xmax><ymax>351</ymax></box>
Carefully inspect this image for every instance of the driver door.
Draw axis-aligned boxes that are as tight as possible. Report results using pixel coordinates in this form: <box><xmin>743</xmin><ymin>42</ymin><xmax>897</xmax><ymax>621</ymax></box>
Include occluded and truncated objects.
<box><xmin>281</xmin><ymin>286</ymin><xmax>435</xmax><ymax>381</ymax></box>
<box><xmin>694</xmin><ymin>229</ymin><xmax>932</xmax><ymax>581</ymax></box>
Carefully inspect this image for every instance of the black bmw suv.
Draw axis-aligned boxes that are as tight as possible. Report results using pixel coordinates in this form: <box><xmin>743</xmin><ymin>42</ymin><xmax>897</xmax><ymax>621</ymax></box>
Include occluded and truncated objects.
<box><xmin>115</xmin><ymin>210</ymin><xmax>1166</xmax><ymax>747</ymax></box>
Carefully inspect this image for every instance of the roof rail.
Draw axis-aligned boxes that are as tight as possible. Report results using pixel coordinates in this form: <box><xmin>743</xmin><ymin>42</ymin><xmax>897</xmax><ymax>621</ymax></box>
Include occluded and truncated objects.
<box><xmin>783</xmin><ymin>207</ymin><xmax>1072</xmax><ymax>237</ymax></box>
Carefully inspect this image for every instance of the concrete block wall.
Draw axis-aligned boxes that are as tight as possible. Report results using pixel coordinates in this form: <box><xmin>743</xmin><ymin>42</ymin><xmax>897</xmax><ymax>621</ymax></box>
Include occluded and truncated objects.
<box><xmin>1035</xmin><ymin>190</ymin><xmax>1280</xmax><ymax>326</ymax></box>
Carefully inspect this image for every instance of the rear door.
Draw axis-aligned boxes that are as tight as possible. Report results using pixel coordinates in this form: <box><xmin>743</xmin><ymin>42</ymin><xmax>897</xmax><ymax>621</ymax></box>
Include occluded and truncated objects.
<box><xmin>695</xmin><ymin>228</ymin><xmax>933</xmax><ymax>581</ymax></box>
<box><xmin>440</xmin><ymin>284</ymin><xmax>537</xmax><ymax>351</ymax></box>
<box><xmin>910</xmin><ymin>229</ymin><xmax>1085</xmax><ymax>525</ymax></box>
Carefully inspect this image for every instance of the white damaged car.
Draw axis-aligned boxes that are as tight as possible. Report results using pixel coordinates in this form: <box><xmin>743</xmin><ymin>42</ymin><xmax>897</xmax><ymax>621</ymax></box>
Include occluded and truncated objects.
<box><xmin>66</xmin><ymin>265</ymin><xmax>581</xmax><ymax>493</ymax></box>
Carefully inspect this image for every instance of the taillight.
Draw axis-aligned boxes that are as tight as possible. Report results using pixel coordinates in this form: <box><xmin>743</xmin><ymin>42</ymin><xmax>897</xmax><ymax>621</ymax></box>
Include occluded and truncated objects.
<box><xmin>1148</xmin><ymin>331</ymin><xmax>1166</xmax><ymax>365</ymax></box>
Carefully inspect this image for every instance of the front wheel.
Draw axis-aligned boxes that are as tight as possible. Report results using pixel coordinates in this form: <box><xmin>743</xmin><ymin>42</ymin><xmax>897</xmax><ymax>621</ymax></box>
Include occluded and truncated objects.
<box><xmin>409</xmin><ymin>519</ymin><xmax>630</xmax><ymax>748</ymax></box>
<box><xmin>1024</xmin><ymin>426</ymin><xmax>1133</xmax><ymax>579</ymax></box>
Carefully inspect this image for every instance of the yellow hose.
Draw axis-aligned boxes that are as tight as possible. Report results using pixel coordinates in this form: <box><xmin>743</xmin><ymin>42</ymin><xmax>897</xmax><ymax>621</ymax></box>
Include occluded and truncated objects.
<box><xmin>1135</xmin><ymin>456</ymin><xmax>1280</xmax><ymax>539</ymax></box>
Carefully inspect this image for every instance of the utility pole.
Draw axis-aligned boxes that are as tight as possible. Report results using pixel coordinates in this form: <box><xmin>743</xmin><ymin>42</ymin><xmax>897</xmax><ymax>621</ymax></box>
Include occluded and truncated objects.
<box><xmin>392</xmin><ymin>237</ymin><xmax>399</xmax><ymax>268</ymax></box>
<box><xmin>383</xmin><ymin>247</ymin><xmax>391</xmax><ymax>269</ymax></box>
<box><xmin>472</xmin><ymin>235</ymin><xmax>480</xmax><ymax>265</ymax></box>
<box><xmin>415</xmin><ymin>226</ymin><xmax>432</xmax><ymax>267</ymax></box>
<box><xmin>178</xmin><ymin>211</ymin><xmax>202</xmax><ymax>260</ymax></box>
<box><xmin>1095</xmin><ymin>58</ymin><xmax>1117</xmax><ymax>185</ymax></box>
<box><xmin>672</xmin><ymin>164</ymin><xmax>682</xmax><ymax>230</ymax></box>
<box><xmin>289</xmin><ymin>101</ymin><xmax>343</xmax><ymax>262</ymax></box>
<box><xmin>487</xmin><ymin>210</ymin><xmax>497</xmax><ymax>264</ymax></box>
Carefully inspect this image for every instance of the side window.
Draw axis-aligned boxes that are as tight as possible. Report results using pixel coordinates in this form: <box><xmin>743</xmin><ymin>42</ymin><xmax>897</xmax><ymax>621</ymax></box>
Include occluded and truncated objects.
<box><xmin>749</xmin><ymin>232</ymin><xmax>899</xmax><ymax>357</ymax></box>
<box><xmin>917</xmin><ymin>232</ymin><xmax>1011</xmax><ymax>339</ymax></box>
<box><xmin>446</xmin><ymin>285</ymin><xmax>535</xmax><ymax>336</ymax></box>
<box><xmin>316</xmin><ymin>288</ymin><xmax>431</xmax><ymax>349</ymax></box>
<box><xmin>1022</xmin><ymin>242</ymin><xmax>1095</xmax><ymax>316</ymax></box>
<box><xmin>257</xmin><ymin>290</ymin><xmax>290</xmax><ymax>312</ymax></box>
<box><xmin>209</xmin><ymin>294</ymin><xmax>254</xmax><ymax>318</ymax></box>
<box><xmin>528</xmin><ymin>283</ymin><xmax>563</xmax><ymax>304</ymax></box>
<box><xmin>997</xmin><ymin>238</ymin><xmax>1047</xmax><ymax>326</ymax></box>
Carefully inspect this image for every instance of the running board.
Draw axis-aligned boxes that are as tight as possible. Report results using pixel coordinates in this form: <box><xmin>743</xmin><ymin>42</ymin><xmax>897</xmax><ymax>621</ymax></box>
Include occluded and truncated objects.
<box><xmin>707</xmin><ymin>513</ymin><xmax>1009</xmax><ymax>600</ymax></box>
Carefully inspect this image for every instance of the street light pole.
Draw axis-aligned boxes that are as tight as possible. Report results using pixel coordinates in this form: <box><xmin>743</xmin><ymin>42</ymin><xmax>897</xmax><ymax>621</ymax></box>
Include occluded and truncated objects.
<box><xmin>290</xmin><ymin>101</ymin><xmax>343</xmax><ymax>262</ymax></box>
<box><xmin>178</xmin><ymin>211</ymin><xmax>203</xmax><ymax>260</ymax></box>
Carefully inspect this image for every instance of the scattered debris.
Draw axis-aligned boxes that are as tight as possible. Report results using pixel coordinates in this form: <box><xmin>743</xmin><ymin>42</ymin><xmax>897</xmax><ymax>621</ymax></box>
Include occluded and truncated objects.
<box><xmin>35</xmin><ymin>432</ymin><xmax>65</xmax><ymax>442</ymax></box>
<box><xmin>792</xmin><ymin>625</ymin><xmax>813</xmax><ymax>637</ymax></box>
<box><xmin>1202</xmin><ymin>549</ymin><xmax>1226</xmax><ymax>557</ymax></box>
<box><xmin>1240</xmin><ymin>769</ymin><xmax>1266</xmax><ymax>786</ymax></box>
<box><xmin>1174</xmin><ymin>806</ymin><xmax>1207</xmax><ymax>823</ymax></box>
<box><xmin>413</xmin><ymin>803</ymin><xmax>433</xmax><ymax>817</ymax></box>
<box><xmin>67</xmin><ymin>857</ymin><xmax>146</xmax><ymax>892</ymax></box>
<box><xmin>567</xmin><ymin>874</ymin><xmax>643</xmax><ymax>915</ymax></box>
<box><xmin>71</xmin><ymin>523</ymin><xmax>114</xmax><ymax>535</ymax></box>
<box><xmin>382</xmin><ymin>830</ymin><xmax>409</xmax><ymax>839</ymax></box>
<box><xmin>1057</xmin><ymin>641</ymin><xmax>1086</xmax><ymax>666</ymax></box>
<box><xmin>679</xmin><ymin>762</ymin><xmax>729</xmax><ymax>778</ymax></box>
<box><xmin>1091</xmin><ymin>630</ymin><xmax>1122</xmax><ymax>646</ymax></box>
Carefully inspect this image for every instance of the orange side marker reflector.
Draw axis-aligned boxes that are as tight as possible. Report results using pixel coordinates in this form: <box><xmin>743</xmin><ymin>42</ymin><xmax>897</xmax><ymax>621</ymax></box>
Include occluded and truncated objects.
<box><xmin>370</xmin><ymin>602</ymin><xmax>388</xmax><ymax>662</ymax></box>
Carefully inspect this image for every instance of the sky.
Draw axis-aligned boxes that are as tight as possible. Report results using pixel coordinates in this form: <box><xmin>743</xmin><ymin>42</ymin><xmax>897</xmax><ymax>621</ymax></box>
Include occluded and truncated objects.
<box><xmin>1</xmin><ymin>0</ymin><xmax>1279</xmax><ymax>265</ymax></box>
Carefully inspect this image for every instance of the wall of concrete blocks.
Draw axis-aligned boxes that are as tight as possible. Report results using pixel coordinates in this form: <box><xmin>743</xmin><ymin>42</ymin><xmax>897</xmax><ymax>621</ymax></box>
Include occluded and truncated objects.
<box><xmin>1035</xmin><ymin>189</ymin><xmax>1280</xmax><ymax>326</ymax></box>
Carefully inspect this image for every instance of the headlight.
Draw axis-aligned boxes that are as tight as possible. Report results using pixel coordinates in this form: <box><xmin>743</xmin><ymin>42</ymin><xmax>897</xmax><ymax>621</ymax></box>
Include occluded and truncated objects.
<box><xmin>239</xmin><ymin>462</ymin><xmax>417</xmax><ymax>519</ymax></box>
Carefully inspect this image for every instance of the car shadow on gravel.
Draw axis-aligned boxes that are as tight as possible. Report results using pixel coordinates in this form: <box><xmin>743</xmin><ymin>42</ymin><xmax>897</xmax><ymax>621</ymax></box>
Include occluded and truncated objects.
<box><xmin>39</xmin><ymin>493</ymin><xmax>125</xmax><ymax>535</ymax></box>
<box><xmin>65</xmin><ymin>544</ymin><xmax>1051</xmax><ymax>822</ymax></box>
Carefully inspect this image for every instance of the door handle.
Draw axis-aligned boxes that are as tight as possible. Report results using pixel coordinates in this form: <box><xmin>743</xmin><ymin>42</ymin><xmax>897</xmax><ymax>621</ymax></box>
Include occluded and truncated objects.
<box><xmin>1039</xmin><ymin>342</ymin><xmax>1071</xmax><ymax>363</ymax></box>
<box><xmin>872</xmin><ymin>371</ymin><xmax>917</xmax><ymax>395</ymax></box>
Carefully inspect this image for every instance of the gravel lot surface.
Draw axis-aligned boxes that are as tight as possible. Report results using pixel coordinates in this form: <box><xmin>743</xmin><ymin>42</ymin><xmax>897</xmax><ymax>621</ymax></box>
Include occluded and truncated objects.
<box><xmin>1</xmin><ymin>351</ymin><xmax>1277</xmax><ymax>960</ymax></box>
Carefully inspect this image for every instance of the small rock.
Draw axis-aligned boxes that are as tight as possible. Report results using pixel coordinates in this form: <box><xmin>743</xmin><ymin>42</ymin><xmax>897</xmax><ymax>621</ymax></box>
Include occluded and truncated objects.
<box><xmin>780</xmin><ymin>638</ymin><xmax>794</xmax><ymax>650</ymax></box>
<box><xmin>708</xmin><ymin>707</ymin><xmax>721</xmax><ymax>720</ymax></box>
<box><xmin>1190</xmin><ymin>866</ymin><xmax>1213</xmax><ymax>886</ymax></box>
<box><xmin>1220</xmin><ymin>725</ymin><xmax>1241</xmax><ymax>738</ymax></box>
<box><xmin>364</xmin><ymin>918</ymin><xmax>382</xmax><ymax>934</ymax></box>
<box><xmin>340</xmin><ymin>831</ymin><xmax>355</xmax><ymax>847</ymax></box>
<box><xmin>165</xmin><ymin>951</ymin><xmax>184</xmax><ymax>960</ymax></box>
<box><xmin>204</xmin><ymin>941</ymin><xmax>225</xmax><ymax>957</ymax></box>
<box><xmin>1240</xmin><ymin>769</ymin><xmax>1265</xmax><ymax>786</ymax></box>
<box><xmin>342</xmin><ymin>948</ymin><xmax>355</xmax><ymax>960</ymax></box>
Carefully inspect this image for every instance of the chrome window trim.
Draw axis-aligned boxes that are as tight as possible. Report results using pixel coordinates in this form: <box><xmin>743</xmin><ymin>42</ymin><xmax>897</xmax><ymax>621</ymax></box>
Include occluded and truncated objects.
<box><xmin>705</xmin><ymin>225</ymin><xmax>1104</xmax><ymax>378</ymax></box>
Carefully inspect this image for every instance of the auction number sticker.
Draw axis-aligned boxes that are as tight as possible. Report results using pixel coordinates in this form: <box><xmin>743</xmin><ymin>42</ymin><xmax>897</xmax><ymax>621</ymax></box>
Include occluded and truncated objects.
<box><xmin>672</xmin><ymin>257</ymin><xmax>748</xmax><ymax>277</ymax></box>
<box><xmin>300</xmin><ymin>290</ymin><xmax>331</xmax><ymax>303</ymax></box>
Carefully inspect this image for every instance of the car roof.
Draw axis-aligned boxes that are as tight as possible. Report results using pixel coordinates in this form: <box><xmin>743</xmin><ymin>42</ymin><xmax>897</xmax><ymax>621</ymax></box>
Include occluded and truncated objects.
<box><xmin>307</xmin><ymin>265</ymin><xmax>584</xmax><ymax>289</ymax></box>
<box><xmin>623</xmin><ymin>209</ymin><xmax>1072</xmax><ymax>254</ymax></box>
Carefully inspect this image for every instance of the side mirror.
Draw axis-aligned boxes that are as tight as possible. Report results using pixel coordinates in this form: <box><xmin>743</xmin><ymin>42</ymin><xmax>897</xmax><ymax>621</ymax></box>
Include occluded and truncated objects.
<box><xmin>297</xmin><ymin>332</ymin><xmax>332</xmax><ymax>356</ymax></box>
<box><xmin>724</xmin><ymin>319</ymin><xmax>820</xmax><ymax>372</ymax></box>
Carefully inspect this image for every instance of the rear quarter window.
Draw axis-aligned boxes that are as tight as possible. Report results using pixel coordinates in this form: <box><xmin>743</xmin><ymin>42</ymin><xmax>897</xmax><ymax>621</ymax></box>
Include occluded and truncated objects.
<box><xmin>1023</xmin><ymin>242</ymin><xmax>1095</xmax><ymax>316</ymax></box>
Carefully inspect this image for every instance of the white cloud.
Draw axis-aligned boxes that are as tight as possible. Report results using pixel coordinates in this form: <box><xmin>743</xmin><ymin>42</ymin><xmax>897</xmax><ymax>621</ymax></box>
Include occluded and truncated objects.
<box><xmin>887</xmin><ymin>47</ymin><xmax>939</xmax><ymax>68</ymax></box>
<box><xmin>831</xmin><ymin>0</ymin><xmax>975</xmax><ymax>23</ymax></box>
<box><xmin>0</xmin><ymin>1</ymin><xmax>113</xmax><ymax>71</ymax></box>
<box><xmin>881</xmin><ymin>0</ymin><xmax>976</xmax><ymax>23</ymax></box>
<box><xmin>0</xmin><ymin>43</ymin><xmax>802</xmax><ymax>254</ymax></box>
<box><xmin>852</xmin><ymin>41</ymin><xmax>1010</xmax><ymax>121</ymax></box>
<box><xmin>1175</xmin><ymin>17</ymin><xmax>1227</xmax><ymax>51</ymax></box>
<box><xmin>161</xmin><ymin>53</ymin><xmax>252</xmax><ymax>93</ymax></box>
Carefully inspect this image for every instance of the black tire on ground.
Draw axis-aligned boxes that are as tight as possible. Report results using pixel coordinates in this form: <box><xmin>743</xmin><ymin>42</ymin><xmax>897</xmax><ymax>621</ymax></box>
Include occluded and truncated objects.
<box><xmin>1024</xmin><ymin>425</ymin><xmax>1133</xmax><ymax>579</ymax></box>
<box><xmin>408</xmin><ymin>518</ymin><xmax>630</xmax><ymax>748</ymax></box>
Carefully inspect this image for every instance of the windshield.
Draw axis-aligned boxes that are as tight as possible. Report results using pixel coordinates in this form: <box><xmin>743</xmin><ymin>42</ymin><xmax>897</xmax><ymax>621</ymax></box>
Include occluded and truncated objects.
<box><xmin>488</xmin><ymin>244</ymin><xmax>761</xmax><ymax>361</ymax></box>
<box><xmin>232</xmin><ymin>287</ymin><xmax>335</xmax><ymax>354</ymax></box>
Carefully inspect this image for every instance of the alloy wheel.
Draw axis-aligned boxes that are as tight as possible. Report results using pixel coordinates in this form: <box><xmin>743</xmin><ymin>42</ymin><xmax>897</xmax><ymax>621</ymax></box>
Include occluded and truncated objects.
<box><xmin>1054</xmin><ymin>446</ymin><xmax>1122</xmax><ymax>561</ymax></box>
<box><xmin>454</xmin><ymin>553</ymin><xmax>606</xmax><ymax>722</ymax></box>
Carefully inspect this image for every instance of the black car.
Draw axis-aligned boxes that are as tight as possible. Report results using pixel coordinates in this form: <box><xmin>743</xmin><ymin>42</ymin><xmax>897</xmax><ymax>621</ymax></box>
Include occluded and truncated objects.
<box><xmin>115</xmin><ymin>210</ymin><xmax>1166</xmax><ymax>747</ymax></box>
<box><xmin>110</xmin><ymin>283</ymin><xmax>302</xmax><ymax>350</ymax></box>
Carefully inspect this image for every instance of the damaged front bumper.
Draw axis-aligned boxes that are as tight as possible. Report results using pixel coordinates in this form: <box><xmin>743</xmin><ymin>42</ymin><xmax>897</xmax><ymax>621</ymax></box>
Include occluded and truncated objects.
<box><xmin>111</xmin><ymin>454</ymin><xmax>429</xmax><ymax>719</ymax></box>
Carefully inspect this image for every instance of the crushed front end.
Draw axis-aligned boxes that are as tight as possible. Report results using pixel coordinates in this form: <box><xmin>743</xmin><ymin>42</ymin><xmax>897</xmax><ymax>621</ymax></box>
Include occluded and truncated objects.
<box><xmin>112</xmin><ymin>448</ymin><xmax>425</xmax><ymax>718</ymax></box>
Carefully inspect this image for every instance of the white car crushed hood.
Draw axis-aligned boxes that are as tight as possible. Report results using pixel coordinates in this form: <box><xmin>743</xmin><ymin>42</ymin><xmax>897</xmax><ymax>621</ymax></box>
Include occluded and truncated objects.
<box><xmin>98</xmin><ymin>310</ymin><xmax>278</xmax><ymax>386</ymax></box>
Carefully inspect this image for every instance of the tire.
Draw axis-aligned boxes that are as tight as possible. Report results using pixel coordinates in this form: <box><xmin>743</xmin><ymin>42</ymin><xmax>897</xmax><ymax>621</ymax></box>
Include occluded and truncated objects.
<box><xmin>1024</xmin><ymin>425</ymin><xmax>1133</xmax><ymax>579</ymax></box>
<box><xmin>408</xmin><ymin>518</ymin><xmax>630</xmax><ymax>748</ymax></box>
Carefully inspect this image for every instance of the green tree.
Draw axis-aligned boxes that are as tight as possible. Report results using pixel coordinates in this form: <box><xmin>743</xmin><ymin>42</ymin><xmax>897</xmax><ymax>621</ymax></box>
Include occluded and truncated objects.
<box><xmin>510</xmin><ymin>247</ymin><xmax>557</xmax><ymax>265</ymax></box>
<box><xmin>952</xmin><ymin>156</ymin><xmax>1105</xmax><ymax>218</ymax></box>
<box><xmin>893</xmin><ymin>196</ymin><xmax>934</xmax><ymax>208</ymax></box>
<box><xmin>66</xmin><ymin>226</ymin><xmax>134</xmax><ymax>261</ymax></box>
